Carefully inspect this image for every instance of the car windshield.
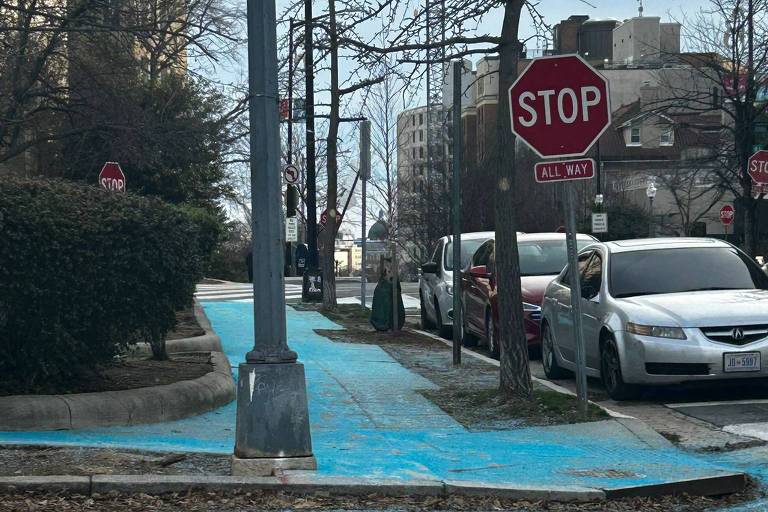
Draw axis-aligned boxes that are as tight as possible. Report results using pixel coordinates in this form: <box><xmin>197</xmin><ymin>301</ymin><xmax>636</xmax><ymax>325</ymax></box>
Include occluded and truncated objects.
<box><xmin>444</xmin><ymin>239</ymin><xmax>488</xmax><ymax>271</ymax></box>
<box><xmin>610</xmin><ymin>247</ymin><xmax>768</xmax><ymax>298</ymax></box>
<box><xmin>519</xmin><ymin>239</ymin><xmax>595</xmax><ymax>276</ymax></box>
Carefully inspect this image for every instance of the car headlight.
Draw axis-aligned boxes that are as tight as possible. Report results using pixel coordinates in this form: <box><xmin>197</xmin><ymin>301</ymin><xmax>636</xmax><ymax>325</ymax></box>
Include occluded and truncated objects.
<box><xmin>626</xmin><ymin>322</ymin><xmax>686</xmax><ymax>340</ymax></box>
<box><xmin>446</xmin><ymin>285</ymin><xmax>453</xmax><ymax>295</ymax></box>
<box><xmin>523</xmin><ymin>302</ymin><xmax>541</xmax><ymax>312</ymax></box>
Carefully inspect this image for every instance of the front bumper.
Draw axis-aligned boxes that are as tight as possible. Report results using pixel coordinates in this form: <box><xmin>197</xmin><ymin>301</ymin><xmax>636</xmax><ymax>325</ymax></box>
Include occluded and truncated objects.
<box><xmin>524</xmin><ymin>310</ymin><xmax>542</xmax><ymax>346</ymax></box>
<box><xmin>618</xmin><ymin>329</ymin><xmax>768</xmax><ymax>385</ymax></box>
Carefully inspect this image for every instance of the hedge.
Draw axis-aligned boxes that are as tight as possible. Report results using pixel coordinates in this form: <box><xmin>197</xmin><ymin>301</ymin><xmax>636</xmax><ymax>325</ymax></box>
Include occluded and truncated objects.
<box><xmin>0</xmin><ymin>178</ymin><xmax>209</xmax><ymax>393</ymax></box>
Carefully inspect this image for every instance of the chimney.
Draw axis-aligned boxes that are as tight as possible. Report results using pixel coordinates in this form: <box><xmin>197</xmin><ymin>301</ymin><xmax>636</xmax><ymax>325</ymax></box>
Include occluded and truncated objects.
<box><xmin>640</xmin><ymin>82</ymin><xmax>660</xmax><ymax>107</ymax></box>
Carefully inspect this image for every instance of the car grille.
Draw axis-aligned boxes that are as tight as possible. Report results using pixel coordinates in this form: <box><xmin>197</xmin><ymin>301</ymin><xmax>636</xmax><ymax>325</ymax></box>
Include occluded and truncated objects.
<box><xmin>701</xmin><ymin>324</ymin><xmax>768</xmax><ymax>346</ymax></box>
<box><xmin>645</xmin><ymin>363</ymin><xmax>711</xmax><ymax>376</ymax></box>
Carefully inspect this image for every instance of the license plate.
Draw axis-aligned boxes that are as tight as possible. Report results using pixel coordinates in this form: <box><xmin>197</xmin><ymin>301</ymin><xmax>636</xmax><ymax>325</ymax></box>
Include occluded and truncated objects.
<box><xmin>724</xmin><ymin>352</ymin><xmax>761</xmax><ymax>373</ymax></box>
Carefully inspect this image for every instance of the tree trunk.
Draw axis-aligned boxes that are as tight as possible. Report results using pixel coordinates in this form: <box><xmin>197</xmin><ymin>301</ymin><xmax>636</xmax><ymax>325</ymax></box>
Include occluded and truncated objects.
<box><xmin>495</xmin><ymin>0</ymin><xmax>532</xmax><ymax>398</ymax></box>
<box><xmin>322</xmin><ymin>0</ymin><xmax>339</xmax><ymax>310</ymax></box>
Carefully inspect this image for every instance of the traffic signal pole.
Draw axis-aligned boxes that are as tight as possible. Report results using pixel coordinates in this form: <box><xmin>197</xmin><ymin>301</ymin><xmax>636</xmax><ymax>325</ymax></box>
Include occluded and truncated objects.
<box><xmin>232</xmin><ymin>0</ymin><xmax>315</xmax><ymax>475</ymax></box>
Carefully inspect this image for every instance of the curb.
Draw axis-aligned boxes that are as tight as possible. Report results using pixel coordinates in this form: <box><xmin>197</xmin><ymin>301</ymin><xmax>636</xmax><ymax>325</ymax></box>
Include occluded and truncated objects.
<box><xmin>0</xmin><ymin>474</ymin><xmax>607</xmax><ymax>502</ymax></box>
<box><xmin>0</xmin><ymin>471</ymin><xmax>748</xmax><ymax>500</ymax></box>
<box><xmin>0</xmin><ymin>302</ymin><xmax>234</xmax><ymax>431</ymax></box>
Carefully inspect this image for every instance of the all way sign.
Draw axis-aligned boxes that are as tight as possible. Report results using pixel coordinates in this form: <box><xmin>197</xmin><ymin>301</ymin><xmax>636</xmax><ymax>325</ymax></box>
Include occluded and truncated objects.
<box><xmin>534</xmin><ymin>159</ymin><xmax>595</xmax><ymax>183</ymax></box>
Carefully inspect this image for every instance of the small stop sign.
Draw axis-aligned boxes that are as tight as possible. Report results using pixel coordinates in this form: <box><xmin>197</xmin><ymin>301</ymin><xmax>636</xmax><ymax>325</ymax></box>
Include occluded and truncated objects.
<box><xmin>720</xmin><ymin>205</ymin><xmax>735</xmax><ymax>226</ymax></box>
<box><xmin>99</xmin><ymin>162</ymin><xmax>126</xmax><ymax>192</ymax></box>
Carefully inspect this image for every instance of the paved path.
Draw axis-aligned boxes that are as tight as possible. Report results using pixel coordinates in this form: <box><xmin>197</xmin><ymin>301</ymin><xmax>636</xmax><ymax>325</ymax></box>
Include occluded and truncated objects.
<box><xmin>0</xmin><ymin>304</ymin><xmax>744</xmax><ymax>492</ymax></box>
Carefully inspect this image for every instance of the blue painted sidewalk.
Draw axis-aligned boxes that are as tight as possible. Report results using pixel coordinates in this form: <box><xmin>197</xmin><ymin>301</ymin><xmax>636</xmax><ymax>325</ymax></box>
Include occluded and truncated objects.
<box><xmin>0</xmin><ymin>303</ymin><xmax>744</xmax><ymax>491</ymax></box>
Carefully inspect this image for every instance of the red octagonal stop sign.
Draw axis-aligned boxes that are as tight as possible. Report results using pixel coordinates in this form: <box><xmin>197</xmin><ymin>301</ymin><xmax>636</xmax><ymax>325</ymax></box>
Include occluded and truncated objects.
<box><xmin>748</xmin><ymin>150</ymin><xmax>768</xmax><ymax>185</ymax></box>
<box><xmin>509</xmin><ymin>55</ymin><xmax>612</xmax><ymax>159</ymax></box>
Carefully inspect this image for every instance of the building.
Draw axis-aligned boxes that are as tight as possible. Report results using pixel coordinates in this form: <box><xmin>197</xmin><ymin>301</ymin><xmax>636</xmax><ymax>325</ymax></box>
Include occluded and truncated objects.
<box><xmin>553</xmin><ymin>16</ymin><xmax>619</xmax><ymax>64</ymax></box>
<box><xmin>612</xmin><ymin>16</ymin><xmax>681</xmax><ymax>67</ymax></box>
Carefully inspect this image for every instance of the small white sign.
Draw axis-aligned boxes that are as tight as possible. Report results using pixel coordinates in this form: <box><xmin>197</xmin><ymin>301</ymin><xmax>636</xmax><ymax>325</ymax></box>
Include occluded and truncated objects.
<box><xmin>286</xmin><ymin>216</ymin><xmax>298</xmax><ymax>242</ymax></box>
<box><xmin>283</xmin><ymin>165</ymin><xmax>299</xmax><ymax>184</ymax></box>
<box><xmin>591</xmin><ymin>213</ymin><xmax>608</xmax><ymax>234</ymax></box>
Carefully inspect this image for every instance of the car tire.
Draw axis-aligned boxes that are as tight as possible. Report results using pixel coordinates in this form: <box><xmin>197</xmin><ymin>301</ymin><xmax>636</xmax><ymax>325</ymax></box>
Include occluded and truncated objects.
<box><xmin>542</xmin><ymin>322</ymin><xmax>570</xmax><ymax>379</ymax></box>
<box><xmin>485</xmin><ymin>309</ymin><xmax>500</xmax><ymax>359</ymax></box>
<box><xmin>420</xmin><ymin>291</ymin><xmax>435</xmax><ymax>329</ymax></box>
<box><xmin>435</xmin><ymin>299</ymin><xmax>452</xmax><ymax>339</ymax></box>
<box><xmin>600</xmin><ymin>337</ymin><xmax>639</xmax><ymax>401</ymax></box>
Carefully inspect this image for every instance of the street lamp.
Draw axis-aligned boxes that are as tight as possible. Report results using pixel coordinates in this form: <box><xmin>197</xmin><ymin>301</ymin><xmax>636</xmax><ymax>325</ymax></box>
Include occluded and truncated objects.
<box><xmin>646</xmin><ymin>181</ymin><xmax>657</xmax><ymax>238</ymax></box>
<box><xmin>232</xmin><ymin>0</ymin><xmax>315</xmax><ymax>476</ymax></box>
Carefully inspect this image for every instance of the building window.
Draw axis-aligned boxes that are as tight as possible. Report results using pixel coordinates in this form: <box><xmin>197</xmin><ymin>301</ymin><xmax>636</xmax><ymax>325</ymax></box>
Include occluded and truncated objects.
<box><xmin>413</xmin><ymin>166</ymin><xmax>417</xmax><ymax>177</ymax></box>
<box><xmin>419</xmin><ymin>130</ymin><xmax>424</xmax><ymax>142</ymax></box>
<box><xmin>660</xmin><ymin>126</ymin><xmax>673</xmax><ymax>146</ymax></box>
<box><xmin>412</xmin><ymin>132</ymin><xmax>416</xmax><ymax>143</ymax></box>
<box><xmin>420</xmin><ymin>166</ymin><xmax>425</xmax><ymax>176</ymax></box>
<box><xmin>412</xmin><ymin>147</ymin><xmax>416</xmax><ymax>159</ymax></box>
<box><xmin>477</xmin><ymin>78</ymin><xmax>485</xmax><ymax>97</ymax></box>
<box><xmin>411</xmin><ymin>114</ymin><xmax>416</xmax><ymax>127</ymax></box>
<box><xmin>629</xmin><ymin>126</ymin><xmax>641</xmax><ymax>146</ymax></box>
<box><xmin>419</xmin><ymin>113</ymin><xmax>424</xmax><ymax>125</ymax></box>
<box><xmin>419</xmin><ymin>147</ymin><xmax>424</xmax><ymax>159</ymax></box>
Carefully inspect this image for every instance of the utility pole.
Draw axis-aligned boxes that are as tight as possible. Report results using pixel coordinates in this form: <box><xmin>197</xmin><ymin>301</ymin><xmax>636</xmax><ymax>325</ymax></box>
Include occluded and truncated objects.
<box><xmin>360</xmin><ymin>121</ymin><xmax>371</xmax><ymax>309</ymax></box>
<box><xmin>285</xmin><ymin>17</ymin><xmax>296</xmax><ymax>278</ymax></box>
<box><xmin>232</xmin><ymin>0</ymin><xmax>315</xmax><ymax>476</ymax></box>
<box><xmin>451</xmin><ymin>61</ymin><xmax>462</xmax><ymax>366</ymax></box>
<box><xmin>302</xmin><ymin>0</ymin><xmax>321</xmax><ymax>301</ymax></box>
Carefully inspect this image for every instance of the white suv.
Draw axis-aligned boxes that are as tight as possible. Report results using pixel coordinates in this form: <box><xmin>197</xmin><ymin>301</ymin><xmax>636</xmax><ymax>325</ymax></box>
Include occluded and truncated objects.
<box><xmin>419</xmin><ymin>232</ymin><xmax>496</xmax><ymax>338</ymax></box>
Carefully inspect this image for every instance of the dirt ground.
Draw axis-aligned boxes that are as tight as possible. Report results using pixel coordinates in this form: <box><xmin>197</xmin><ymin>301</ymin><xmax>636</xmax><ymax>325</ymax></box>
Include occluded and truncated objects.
<box><xmin>0</xmin><ymin>489</ymin><xmax>756</xmax><ymax>512</ymax></box>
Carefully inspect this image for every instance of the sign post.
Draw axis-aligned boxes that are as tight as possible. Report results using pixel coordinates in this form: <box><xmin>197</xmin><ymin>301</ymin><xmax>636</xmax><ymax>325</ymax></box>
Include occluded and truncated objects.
<box><xmin>99</xmin><ymin>162</ymin><xmax>126</xmax><ymax>192</ymax></box>
<box><xmin>359</xmin><ymin>121</ymin><xmax>371</xmax><ymax>309</ymax></box>
<box><xmin>509</xmin><ymin>54</ymin><xmax>612</xmax><ymax>415</ymax></box>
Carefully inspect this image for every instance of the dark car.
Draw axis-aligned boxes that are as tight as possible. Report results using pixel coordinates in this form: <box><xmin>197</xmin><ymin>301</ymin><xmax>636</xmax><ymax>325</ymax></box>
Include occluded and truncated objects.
<box><xmin>460</xmin><ymin>233</ymin><xmax>597</xmax><ymax>358</ymax></box>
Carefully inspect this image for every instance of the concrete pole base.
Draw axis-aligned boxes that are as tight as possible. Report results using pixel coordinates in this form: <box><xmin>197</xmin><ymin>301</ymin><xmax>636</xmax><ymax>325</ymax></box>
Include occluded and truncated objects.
<box><xmin>231</xmin><ymin>455</ymin><xmax>317</xmax><ymax>476</ymax></box>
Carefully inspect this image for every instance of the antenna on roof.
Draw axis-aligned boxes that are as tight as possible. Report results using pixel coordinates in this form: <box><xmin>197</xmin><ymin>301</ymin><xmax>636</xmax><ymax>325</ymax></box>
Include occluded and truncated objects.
<box><xmin>637</xmin><ymin>0</ymin><xmax>644</xmax><ymax>17</ymax></box>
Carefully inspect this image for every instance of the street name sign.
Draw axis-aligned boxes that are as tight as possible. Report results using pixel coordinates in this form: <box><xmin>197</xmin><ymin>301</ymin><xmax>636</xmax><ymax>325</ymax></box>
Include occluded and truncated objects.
<box><xmin>509</xmin><ymin>55</ymin><xmax>611</xmax><ymax>158</ymax></box>
<box><xmin>99</xmin><ymin>162</ymin><xmax>126</xmax><ymax>192</ymax></box>
<box><xmin>592</xmin><ymin>213</ymin><xmax>608</xmax><ymax>233</ymax></box>
<box><xmin>720</xmin><ymin>205</ymin><xmax>735</xmax><ymax>226</ymax></box>
<box><xmin>534</xmin><ymin>159</ymin><xmax>595</xmax><ymax>183</ymax></box>
<box><xmin>286</xmin><ymin>216</ymin><xmax>298</xmax><ymax>242</ymax></box>
<box><xmin>748</xmin><ymin>150</ymin><xmax>768</xmax><ymax>185</ymax></box>
<box><xmin>283</xmin><ymin>164</ymin><xmax>299</xmax><ymax>184</ymax></box>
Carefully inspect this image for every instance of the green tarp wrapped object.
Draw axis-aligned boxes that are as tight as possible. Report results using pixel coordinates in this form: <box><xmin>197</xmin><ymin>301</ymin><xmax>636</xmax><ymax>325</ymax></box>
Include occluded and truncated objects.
<box><xmin>369</xmin><ymin>277</ymin><xmax>406</xmax><ymax>331</ymax></box>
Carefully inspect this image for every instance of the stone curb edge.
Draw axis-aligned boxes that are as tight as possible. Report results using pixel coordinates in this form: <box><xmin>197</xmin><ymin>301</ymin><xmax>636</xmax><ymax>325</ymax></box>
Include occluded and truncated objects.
<box><xmin>0</xmin><ymin>475</ymin><xmax>605</xmax><ymax>502</ymax></box>
<box><xmin>0</xmin><ymin>301</ymin><xmax>234</xmax><ymax>431</ymax></box>
<box><xmin>0</xmin><ymin>471</ymin><xmax>749</xmax><ymax>501</ymax></box>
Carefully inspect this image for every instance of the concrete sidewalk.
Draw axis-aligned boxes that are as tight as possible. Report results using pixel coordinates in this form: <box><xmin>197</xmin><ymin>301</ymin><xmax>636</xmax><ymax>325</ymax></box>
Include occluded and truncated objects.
<box><xmin>0</xmin><ymin>304</ymin><xmax>746</xmax><ymax>496</ymax></box>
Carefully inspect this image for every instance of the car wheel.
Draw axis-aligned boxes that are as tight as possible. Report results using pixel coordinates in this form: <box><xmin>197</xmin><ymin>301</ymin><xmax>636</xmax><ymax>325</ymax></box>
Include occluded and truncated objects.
<box><xmin>542</xmin><ymin>322</ymin><xmax>570</xmax><ymax>379</ymax></box>
<box><xmin>420</xmin><ymin>291</ymin><xmax>435</xmax><ymax>329</ymax></box>
<box><xmin>600</xmin><ymin>337</ymin><xmax>638</xmax><ymax>401</ymax></box>
<box><xmin>435</xmin><ymin>299</ymin><xmax>452</xmax><ymax>339</ymax></box>
<box><xmin>485</xmin><ymin>309</ymin><xmax>500</xmax><ymax>359</ymax></box>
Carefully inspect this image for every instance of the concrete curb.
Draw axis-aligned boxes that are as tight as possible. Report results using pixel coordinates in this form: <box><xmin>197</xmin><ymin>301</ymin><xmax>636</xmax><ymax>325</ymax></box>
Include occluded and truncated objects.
<box><xmin>0</xmin><ymin>302</ymin><xmax>234</xmax><ymax>431</ymax></box>
<box><xmin>0</xmin><ymin>471</ymin><xmax>747</xmax><ymax>500</ymax></box>
<box><xmin>0</xmin><ymin>474</ymin><xmax>606</xmax><ymax>501</ymax></box>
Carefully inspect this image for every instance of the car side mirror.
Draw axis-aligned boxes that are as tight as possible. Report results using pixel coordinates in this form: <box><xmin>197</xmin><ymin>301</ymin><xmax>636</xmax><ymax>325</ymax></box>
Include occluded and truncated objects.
<box><xmin>469</xmin><ymin>265</ymin><xmax>491</xmax><ymax>278</ymax></box>
<box><xmin>421</xmin><ymin>262</ymin><xmax>438</xmax><ymax>274</ymax></box>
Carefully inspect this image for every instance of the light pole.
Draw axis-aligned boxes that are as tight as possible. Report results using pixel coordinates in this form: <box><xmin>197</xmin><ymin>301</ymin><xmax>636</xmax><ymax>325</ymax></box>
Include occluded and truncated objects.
<box><xmin>646</xmin><ymin>181</ymin><xmax>657</xmax><ymax>238</ymax></box>
<box><xmin>232</xmin><ymin>0</ymin><xmax>315</xmax><ymax>476</ymax></box>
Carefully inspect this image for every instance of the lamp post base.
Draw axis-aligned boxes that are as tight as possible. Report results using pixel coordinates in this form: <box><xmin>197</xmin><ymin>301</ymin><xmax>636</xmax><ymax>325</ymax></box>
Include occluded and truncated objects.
<box><xmin>234</xmin><ymin>362</ymin><xmax>315</xmax><ymax>471</ymax></box>
<box><xmin>231</xmin><ymin>454</ymin><xmax>317</xmax><ymax>476</ymax></box>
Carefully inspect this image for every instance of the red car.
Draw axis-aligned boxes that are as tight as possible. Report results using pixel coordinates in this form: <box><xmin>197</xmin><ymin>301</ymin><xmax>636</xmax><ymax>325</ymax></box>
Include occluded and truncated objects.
<box><xmin>460</xmin><ymin>233</ymin><xmax>597</xmax><ymax>358</ymax></box>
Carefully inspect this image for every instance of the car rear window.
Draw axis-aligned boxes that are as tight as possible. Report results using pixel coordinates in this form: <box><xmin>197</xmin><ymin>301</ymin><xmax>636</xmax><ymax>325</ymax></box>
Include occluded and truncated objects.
<box><xmin>445</xmin><ymin>239</ymin><xmax>488</xmax><ymax>271</ymax></box>
<box><xmin>610</xmin><ymin>247</ymin><xmax>768</xmax><ymax>298</ymax></box>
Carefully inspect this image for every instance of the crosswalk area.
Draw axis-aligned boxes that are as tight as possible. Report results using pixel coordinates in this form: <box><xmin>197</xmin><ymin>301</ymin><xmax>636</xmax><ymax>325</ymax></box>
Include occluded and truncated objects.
<box><xmin>195</xmin><ymin>282</ymin><xmax>303</xmax><ymax>302</ymax></box>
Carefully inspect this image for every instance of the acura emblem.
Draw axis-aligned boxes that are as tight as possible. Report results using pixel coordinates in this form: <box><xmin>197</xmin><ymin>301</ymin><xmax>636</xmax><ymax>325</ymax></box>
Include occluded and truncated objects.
<box><xmin>731</xmin><ymin>328</ymin><xmax>745</xmax><ymax>341</ymax></box>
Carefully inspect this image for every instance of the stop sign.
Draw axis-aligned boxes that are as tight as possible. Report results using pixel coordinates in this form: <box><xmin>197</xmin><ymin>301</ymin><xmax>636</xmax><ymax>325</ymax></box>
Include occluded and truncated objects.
<box><xmin>720</xmin><ymin>205</ymin><xmax>735</xmax><ymax>226</ymax></box>
<box><xmin>509</xmin><ymin>55</ymin><xmax>611</xmax><ymax>158</ymax></box>
<box><xmin>98</xmin><ymin>162</ymin><xmax>126</xmax><ymax>192</ymax></box>
<box><xmin>748</xmin><ymin>150</ymin><xmax>768</xmax><ymax>185</ymax></box>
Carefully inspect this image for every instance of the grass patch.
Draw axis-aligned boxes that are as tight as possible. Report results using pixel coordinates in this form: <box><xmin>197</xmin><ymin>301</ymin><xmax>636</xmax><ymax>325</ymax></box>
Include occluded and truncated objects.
<box><xmin>422</xmin><ymin>386</ymin><xmax>608</xmax><ymax>430</ymax></box>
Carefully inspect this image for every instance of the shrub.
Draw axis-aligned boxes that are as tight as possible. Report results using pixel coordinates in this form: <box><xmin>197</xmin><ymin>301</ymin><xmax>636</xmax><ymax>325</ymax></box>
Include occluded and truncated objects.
<box><xmin>0</xmin><ymin>178</ymin><xmax>208</xmax><ymax>393</ymax></box>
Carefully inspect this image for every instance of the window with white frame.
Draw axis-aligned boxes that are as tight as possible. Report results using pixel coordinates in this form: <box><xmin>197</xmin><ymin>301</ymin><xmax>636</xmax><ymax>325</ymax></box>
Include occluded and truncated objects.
<box><xmin>660</xmin><ymin>125</ymin><xmax>673</xmax><ymax>146</ymax></box>
<box><xmin>629</xmin><ymin>126</ymin><xmax>641</xmax><ymax>146</ymax></box>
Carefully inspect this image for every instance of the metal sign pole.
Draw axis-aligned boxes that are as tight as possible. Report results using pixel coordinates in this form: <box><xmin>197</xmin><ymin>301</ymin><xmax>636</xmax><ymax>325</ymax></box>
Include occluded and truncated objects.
<box><xmin>360</xmin><ymin>120</ymin><xmax>371</xmax><ymax>309</ymax></box>
<box><xmin>451</xmin><ymin>60</ymin><xmax>463</xmax><ymax>366</ymax></box>
<box><xmin>563</xmin><ymin>182</ymin><xmax>589</xmax><ymax>415</ymax></box>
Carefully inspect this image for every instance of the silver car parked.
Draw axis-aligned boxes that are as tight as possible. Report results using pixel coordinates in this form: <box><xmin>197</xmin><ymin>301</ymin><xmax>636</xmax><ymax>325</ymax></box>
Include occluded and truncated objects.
<box><xmin>540</xmin><ymin>238</ymin><xmax>768</xmax><ymax>400</ymax></box>
<box><xmin>419</xmin><ymin>232</ymin><xmax>495</xmax><ymax>338</ymax></box>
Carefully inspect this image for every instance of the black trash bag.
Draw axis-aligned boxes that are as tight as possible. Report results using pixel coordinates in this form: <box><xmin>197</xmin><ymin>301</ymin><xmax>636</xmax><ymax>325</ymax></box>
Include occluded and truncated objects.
<box><xmin>370</xmin><ymin>276</ymin><xmax>406</xmax><ymax>332</ymax></box>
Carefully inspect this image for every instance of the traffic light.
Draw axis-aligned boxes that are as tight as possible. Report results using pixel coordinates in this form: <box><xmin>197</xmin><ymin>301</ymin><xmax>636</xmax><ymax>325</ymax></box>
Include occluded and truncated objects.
<box><xmin>286</xmin><ymin>184</ymin><xmax>298</xmax><ymax>217</ymax></box>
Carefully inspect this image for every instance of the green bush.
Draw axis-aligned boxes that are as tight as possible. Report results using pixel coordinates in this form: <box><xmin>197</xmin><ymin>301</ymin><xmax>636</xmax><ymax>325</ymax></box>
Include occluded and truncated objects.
<box><xmin>0</xmin><ymin>178</ymin><xmax>208</xmax><ymax>393</ymax></box>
